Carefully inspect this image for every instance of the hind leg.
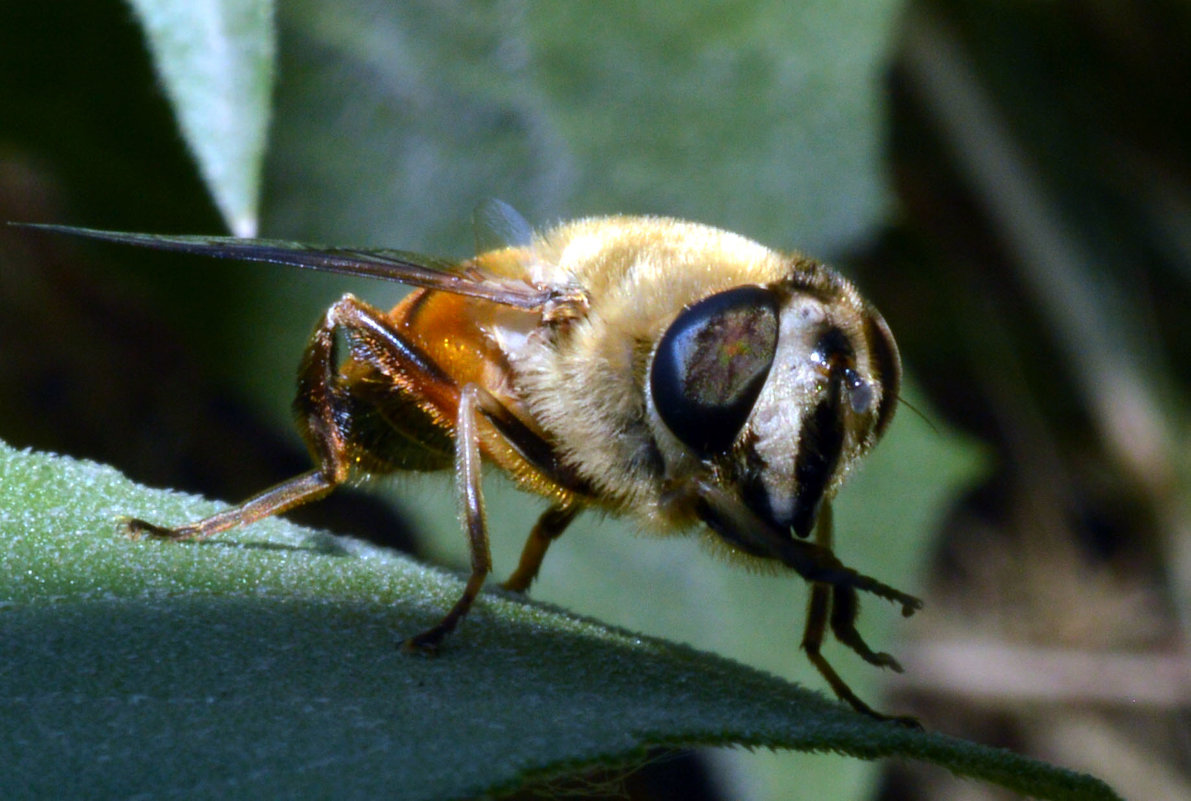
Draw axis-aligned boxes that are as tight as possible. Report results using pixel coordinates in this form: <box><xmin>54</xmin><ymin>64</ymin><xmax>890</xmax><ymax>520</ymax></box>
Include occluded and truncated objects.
<box><xmin>126</xmin><ymin>294</ymin><xmax>452</xmax><ymax>542</ymax></box>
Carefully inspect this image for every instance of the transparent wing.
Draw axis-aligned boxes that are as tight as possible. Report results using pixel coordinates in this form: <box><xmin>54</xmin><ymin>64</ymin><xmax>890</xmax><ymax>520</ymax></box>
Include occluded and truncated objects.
<box><xmin>472</xmin><ymin>198</ymin><xmax>534</xmax><ymax>256</ymax></box>
<box><xmin>17</xmin><ymin>223</ymin><xmax>568</xmax><ymax>311</ymax></box>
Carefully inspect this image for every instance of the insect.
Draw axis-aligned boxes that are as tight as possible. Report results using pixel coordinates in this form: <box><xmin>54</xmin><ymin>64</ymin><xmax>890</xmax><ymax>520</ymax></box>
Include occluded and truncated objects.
<box><xmin>27</xmin><ymin>204</ymin><xmax>922</xmax><ymax>723</ymax></box>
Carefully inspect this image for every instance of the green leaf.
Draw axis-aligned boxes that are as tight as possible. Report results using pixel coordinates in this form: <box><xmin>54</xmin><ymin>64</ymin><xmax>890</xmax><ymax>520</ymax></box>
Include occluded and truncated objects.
<box><xmin>0</xmin><ymin>441</ymin><xmax>1120</xmax><ymax>801</ymax></box>
<box><xmin>265</xmin><ymin>0</ymin><xmax>900</xmax><ymax>252</ymax></box>
<box><xmin>125</xmin><ymin>0</ymin><xmax>275</xmax><ymax>236</ymax></box>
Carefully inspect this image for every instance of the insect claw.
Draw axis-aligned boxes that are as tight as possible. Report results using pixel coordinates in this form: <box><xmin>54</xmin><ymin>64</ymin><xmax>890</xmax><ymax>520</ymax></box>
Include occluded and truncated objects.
<box><xmin>864</xmin><ymin>578</ymin><xmax>923</xmax><ymax>616</ymax></box>
<box><xmin>900</xmin><ymin>595</ymin><xmax>924</xmax><ymax>617</ymax></box>
<box><xmin>122</xmin><ymin>516</ymin><xmax>192</xmax><ymax>541</ymax></box>
<box><xmin>400</xmin><ymin>634</ymin><xmax>442</xmax><ymax>656</ymax></box>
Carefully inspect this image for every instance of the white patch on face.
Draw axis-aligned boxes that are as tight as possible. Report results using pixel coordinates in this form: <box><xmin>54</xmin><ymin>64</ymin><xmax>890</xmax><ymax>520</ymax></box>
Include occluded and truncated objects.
<box><xmin>747</xmin><ymin>296</ymin><xmax>832</xmax><ymax>524</ymax></box>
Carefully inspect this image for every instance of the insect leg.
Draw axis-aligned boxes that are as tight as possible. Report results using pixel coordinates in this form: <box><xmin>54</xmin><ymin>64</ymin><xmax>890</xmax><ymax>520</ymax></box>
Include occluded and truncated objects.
<box><xmin>293</xmin><ymin>296</ymin><xmax>578</xmax><ymax>649</ymax></box>
<box><xmin>800</xmin><ymin>504</ymin><xmax>919</xmax><ymax>725</ymax></box>
<box><xmin>298</xmin><ymin>294</ymin><xmax>496</xmax><ymax>650</ymax></box>
<box><xmin>404</xmin><ymin>383</ymin><xmax>491</xmax><ymax>652</ymax></box>
<box><xmin>126</xmin><ymin>293</ymin><xmax>443</xmax><ymax>542</ymax></box>
<box><xmin>295</xmin><ymin>293</ymin><xmax>459</xmax><ymax>447</ymax></box>
<box><xmin>502</xmin><ymin>504</ymin><xmax>581</xmax><ymax>593</ymax></box>
<box><xmin>124</xmin><ymin>471</ymin><xmax>335</xmax><ymax>541</ymax></box>
<box><xmin>797</xmin><ymin>503</ymin><xmax>881</xmax><ymax>717</ymax></box>
<box><xmin>801</xmin><ymin>583</ymin><xmax>896</xmax><ymax>720</ymax></box>
<box><xmin>404</xmin><ymin>380</ymin><xmax>588</xmax><ymax>646</ymax></box>
<box><xmin>828</xmin><ymin>584</ymin><xmax>905</xmax><ymax>671</ymax></box>
<box><xmin>808</xmin><ymin>502</ymin><xmax>906</xmax><ymax>671</ymax></box>
<box><xmin>693</xmin><ymin>478</ymin><xmax>922</xmax><ymax>614</ymax></box>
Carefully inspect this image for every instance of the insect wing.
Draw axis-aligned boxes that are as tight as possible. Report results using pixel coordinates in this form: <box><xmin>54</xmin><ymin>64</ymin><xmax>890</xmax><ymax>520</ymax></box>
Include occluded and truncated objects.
<box><xmin>472</xmin><ymin>198</ymin><xmax>534</xmax><ymax>255</ymax></box>
<box><xmin>18</xmin><ymin>223</ymin><xmax>559</xmax><ymax>311</ymax></box>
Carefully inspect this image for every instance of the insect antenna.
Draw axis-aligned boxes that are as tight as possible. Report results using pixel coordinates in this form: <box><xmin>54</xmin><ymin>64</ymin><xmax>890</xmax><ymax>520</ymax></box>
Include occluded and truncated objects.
<box><xmin>898</xmin><ymin>395</ymin><xmax>938</xmax><ymax>434</ymax></box>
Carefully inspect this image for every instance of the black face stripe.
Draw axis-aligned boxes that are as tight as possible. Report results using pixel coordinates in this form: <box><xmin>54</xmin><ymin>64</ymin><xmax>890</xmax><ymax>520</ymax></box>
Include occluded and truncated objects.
<box><xmin>733</xmin><ymin>325</ymin><xmax>857</xmax><ymax>539</ymax></box>
<box><xmin>789</xmin><ymin>378</ymin><xmax>845</xmax><ymax>539</ymax></box>
<box><xmin>812</xmin><ymin>326</ymin><xmax>855</xmax><ymax>370</ymax></box>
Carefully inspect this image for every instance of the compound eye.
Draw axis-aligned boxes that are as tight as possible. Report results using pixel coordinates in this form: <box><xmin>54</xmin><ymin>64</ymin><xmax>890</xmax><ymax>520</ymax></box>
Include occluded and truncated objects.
<box><xmin>650</xmin><ymin>285</ymin><xmax>780</xmax><ymax>455</ymax></box>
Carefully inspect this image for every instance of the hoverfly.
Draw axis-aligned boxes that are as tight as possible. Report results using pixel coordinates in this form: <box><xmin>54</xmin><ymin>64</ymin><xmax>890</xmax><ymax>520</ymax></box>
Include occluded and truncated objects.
<box><xmin>25</xmin><ymin>203</ymin><xmax>921</xmax><ymax>723</ymax></box>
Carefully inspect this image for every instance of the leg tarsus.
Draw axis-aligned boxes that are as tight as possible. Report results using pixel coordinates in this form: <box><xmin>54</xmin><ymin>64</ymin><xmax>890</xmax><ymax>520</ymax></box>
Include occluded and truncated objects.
<box><xmin>401</xmin><ymin>568</ymin><xmax>488</xmax><ymax>653</ymax></box>
<box><xmin>829</xmin><ymin>585</ymin><xmax>904</xmax><ymax>672</ymax></box>
<box><xmin>123</xmin><ymin>470</ymin><xmax>336</xmax><ymax>543</ymax></box>
<box><xmin>694</xmin><ymin>480</ymin><xmax>923</xmax><ymax>615</ymax></box>
<box><xmin>780</xmin><ymin>539</ymin><xmax>922</xmax><ymax>616</ymax></box>
<box><xmin>804</xmin><ymin>644</ymin><xmax>922</xmax><ymax>728</ymax></box>
<box><xmin>801</xmin><ymin>585</ymin><xmax>920</xmax><ymax>726</ymax></box>
<box><xmin>123</xmin><ymin>516</ymin><xmax>194</xmax><ymax>541</ymax></box>
<box><xmin>796</xmin><ymin>503</ymin><xmax>920</xmax><ymax>726</ymax></box>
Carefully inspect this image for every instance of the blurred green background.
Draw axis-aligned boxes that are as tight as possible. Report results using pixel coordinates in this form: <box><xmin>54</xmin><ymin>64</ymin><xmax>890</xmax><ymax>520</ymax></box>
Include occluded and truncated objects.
<box><xmin>1</xmin><ymin>1</ymin><xmax>1187</xmax><ymax>800</ymax></box>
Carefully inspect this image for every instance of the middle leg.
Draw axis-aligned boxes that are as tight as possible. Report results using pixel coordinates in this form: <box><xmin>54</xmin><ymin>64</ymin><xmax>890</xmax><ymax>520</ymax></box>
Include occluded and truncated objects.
<box><xmin>502</xmin><ymin>504</ymin><xmax>581</xmax><ymax>593</ymax></box>
<box><xmin>402</xmin><ymin>383</ymin><xmax>493</xmax><ymax>651</ymax></box>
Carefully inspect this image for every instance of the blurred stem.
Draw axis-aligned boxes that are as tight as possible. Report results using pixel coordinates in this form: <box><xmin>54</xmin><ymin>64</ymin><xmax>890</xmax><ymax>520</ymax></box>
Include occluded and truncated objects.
<box><xmin>1040</xmin><ymin>712</ymin><xmax>1191</xmax><ymax>801</ymax></box>
<box><xmin>897</xmin><ymin>638</ymin><xmax>1191</xmax><ymax>707</ymax></box>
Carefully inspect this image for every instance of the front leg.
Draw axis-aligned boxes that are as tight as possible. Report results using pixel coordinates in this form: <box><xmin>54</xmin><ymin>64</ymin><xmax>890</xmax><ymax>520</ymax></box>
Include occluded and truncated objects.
<box><xmin>691</xmin><ymin>477</ymin><xmax>921</xmax><ymax>722</ymax></box>
<box><xmin>800</xmin><ymin>504</ymin><xmax>920</xmax><ymax>726</ymax></box>
<box><xmin>693</xmin><ymin>478</ymin><xmax>922</xmax><ymax>613</ymax></box>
